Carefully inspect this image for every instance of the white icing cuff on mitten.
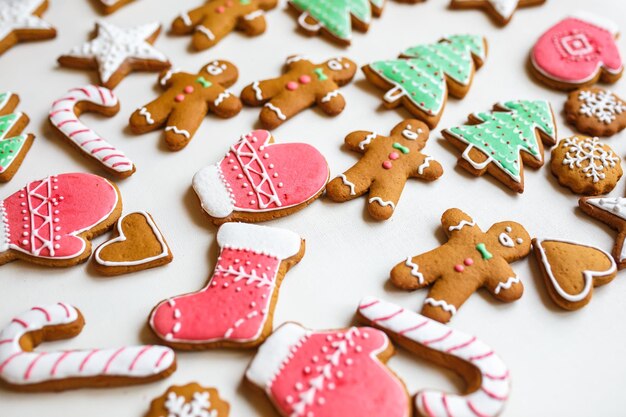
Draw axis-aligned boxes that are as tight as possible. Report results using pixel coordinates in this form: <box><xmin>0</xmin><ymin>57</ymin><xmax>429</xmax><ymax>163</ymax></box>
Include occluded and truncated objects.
<box><xmin>571</xmin><ymin>11</ymin><xmax>620</xmax><ymax>35</ymax></box>
<box><xmin>192</xmin><ymin>164</ymin><xmax>235</xmax><ymax>219</ymax></box>
<box><xmin>217</xmin><ymin>223</ymin><xmax>302</xmax><ymax>260</ymax></box>
<box><xmin>0</xmin><ymin>202</ymin><xmax>10</xmax><ymax>254</ymax></box>
<box><xmin>246</xmin><ymin>322</ymin><xmax>308</xmax><ymax>389</ymax></box>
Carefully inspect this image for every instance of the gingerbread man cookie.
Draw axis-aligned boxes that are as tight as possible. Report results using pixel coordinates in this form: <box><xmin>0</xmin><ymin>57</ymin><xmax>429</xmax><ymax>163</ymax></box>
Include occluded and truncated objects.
<box><xmin>146</xmin><ymin>383</ymin><xmax>230</xmax><ymax>417</ymax></box>
<box><xmin>129</xmin><ymin>61</ymin><xmax>242</xmax><ymax>151</ymax></box>
<box><xmin>0</xmin><ymin>0</ymin><xmax>56</xmax><ymax>56</ymax></box>
<box><xmin>172</xmin><ymin>0</ymin><xmax>278</xmax><ymax>51</ymax></box>
<box><xmin>326</xmin><ymin>119</ymin><xmax>443</xmax><ymax>221</ymax></box>
<box><xmin>241</xmin><ymin>55</ymin><xmax>357</xmax><ymax>129</ymax></box>
<box><xmin>391</xmin><ymin>208</ymin><xmax>530</xmax><ymax>323</ymax></box>
<box><xmin>0</xmin><ymin>92</ymin><xmax>34</xmax><ymax>183</ymax></box>
<box><xmin>565</xmin><ymin>88</ymin><xmax>626</xmax><ymax>137</ymax></box>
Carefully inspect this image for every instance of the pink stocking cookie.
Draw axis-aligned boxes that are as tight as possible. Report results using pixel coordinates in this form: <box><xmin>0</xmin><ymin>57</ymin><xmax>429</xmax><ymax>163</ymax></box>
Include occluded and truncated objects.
<box><xmin>193</xmin><ymin>130</ymin><xmax>329</xmax><ymax>225</ymax></box>
<box><xmin>0</xmin><ymin>173</ymin><xmax>122</xmax><ymax>268</ymax></box>
<box><xmin>245</xmin><ymin>322</ymin><xmax>410</xmax><ymax>417</ymax></box>
<box><xmin>530</xmin><ymin>13</ymin><xmax>623</xmax><ymax>90</ymax></box>
<box><xmin>49</xmin><ymin>85</ymin><xmax>135</xmax><ymax>178</ymax></box>
<box><xmin>149</xmin><ymin>222</ymin><xmax>304</xmax><ymax>349</ymax></box>
<box><xmin>0</xmin><ymin>303</ymin><xmax>176</xmax><ymax>391</ymax></box>
<box><xmin>357</xmin><ymin>297</ymin><xmax>510</xmax><ymax>417</ymax></box>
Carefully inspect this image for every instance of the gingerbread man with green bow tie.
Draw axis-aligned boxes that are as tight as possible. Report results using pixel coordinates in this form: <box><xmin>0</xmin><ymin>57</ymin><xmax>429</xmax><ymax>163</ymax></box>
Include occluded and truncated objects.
<box><xmin>241</xmin><ymin>55</ymin><xmax>357</xmax><ymax>129</ymax></box>
<box><xmin>390</xmin><ymin>208</ymin><xmax>531</xmax><ymax>323</ymax></box>
<box><xmin>129</xmin><ymin>61</ymin><xmax>242</xmax><ymax>151</ymax></box>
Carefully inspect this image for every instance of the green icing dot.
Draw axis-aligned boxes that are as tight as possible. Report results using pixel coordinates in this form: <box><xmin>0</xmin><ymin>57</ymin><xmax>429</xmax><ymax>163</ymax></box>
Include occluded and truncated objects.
<box><xmin>476</xmin><ymin>243</ymin><xmax>493</xmax><ymax>260</ymax></box>
<box><xmin>291</xmin><ymin>0</ymin><xmax>373</xmax><ymax>41</ymax></box>
<box><xmin>447</xmin><ymin>100</ymin><xmax>556</xmax><ymax>182</ymax></box>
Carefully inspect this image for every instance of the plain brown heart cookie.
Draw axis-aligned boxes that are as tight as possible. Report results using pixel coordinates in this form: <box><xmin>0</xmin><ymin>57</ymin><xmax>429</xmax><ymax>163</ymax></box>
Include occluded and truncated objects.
<box><xmin>532</xmin><ymin>238</ymin><xmax>617</xmax><ymax>310</ymax></box>
<box><xmin>93</xmin><ymin>211</ymin><xmax>172</xmax><ymax>276</ymax></box>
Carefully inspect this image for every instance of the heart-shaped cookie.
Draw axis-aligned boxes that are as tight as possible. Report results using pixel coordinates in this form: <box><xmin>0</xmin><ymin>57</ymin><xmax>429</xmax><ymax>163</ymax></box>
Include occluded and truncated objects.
<box><xmin>93</xmin><ymin>211</ymin><xmax>172</xmax><ymax>276</ymax></box>
<box><xmin>533</xmin><ymin>238</ymin><xmax>617</xmax><ymax>310</ymax></box>
<box><xmin>193</xmin><ymin>129</ymin><xmax>329</xmax><ymax>225</ymax></box>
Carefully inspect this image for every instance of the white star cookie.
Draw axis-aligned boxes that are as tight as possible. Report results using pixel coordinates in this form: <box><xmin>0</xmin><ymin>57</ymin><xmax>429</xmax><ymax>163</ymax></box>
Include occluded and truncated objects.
<box><xmin>0</xmin><ymin>0</ymin><xmax>56</xmax><ymax>56</ymax></box>
<box><xmin>58</xmin><ymin>21</ymin><xmax>170</xmax><ymax>89</ymax></box>
<box><xmin>450</xmin><ymin>0</ymin><xmax>545</xmax><ymax>26</ymax></box>
<box><xmin>96</xmin><ymin>0</ymin><xmax>137</xmax><ymax>15</ymax></box>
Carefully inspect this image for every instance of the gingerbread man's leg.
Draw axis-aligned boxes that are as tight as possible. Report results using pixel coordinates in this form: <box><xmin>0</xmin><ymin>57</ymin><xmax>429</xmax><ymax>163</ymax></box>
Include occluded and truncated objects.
<box><xmin>241</xmin><ymin>78</ymin><xmax>285</xmax><ymax>106</ymax></box>
<box><xmin>129</xmin><ymin>98</ymin><xmax>173</xmax><ymax>134</ymax></box>
<box><xmin>208</xmin><ymin>90</ymin><xmax>243</xmax><ymax>118</ymax></box>
<box><xmin>236</xmin><ymin>10</ymin><xmax>268</xmax><ymax>36</ymax></box>
<box><xmin>367</xmin><ymin>179</ymin><xmax>403</xmax><ymax>220</ymax></box>
<box><xmin>326</xmin><ymin>164</ymin><xmax>373</xmax><ymax>202</ymax></box>
<box><xmin>421</xmin><ymin>277</ymin><xmax>481</xmax><ymax>323</ymax></box>
<box><xmin>163</xmin><ymin>105</ymin><xmax>206</xmax><ymax>151</ymax></box>
<box><xmin>315</xmin><ymin>89</ymin><xmax>346</xmax><ymax>116</ymax></box>
<box><xmin>259</xmin><ymin>94</ymin><xmax>313</xmax><ymax>129</ymax></box>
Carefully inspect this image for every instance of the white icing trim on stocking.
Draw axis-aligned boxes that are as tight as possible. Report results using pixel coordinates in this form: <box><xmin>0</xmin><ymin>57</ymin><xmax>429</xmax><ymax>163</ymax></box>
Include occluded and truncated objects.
<box><xmin>192</xmin><ymin>164</ymin><xmax>236</xmax><ymax>219</ymax></box>
<box><xmin>217</xmin><ymin>223</ymin><xmax>301</xmax><ymax>260</ymax></box>
<box><xmin>358</xmin><ymin>297</ymin><xmax>510</xmax><ymax>417</ymax></box>
<box><xmin>246</xmin><ymin>322</ymin><xmax>309</xmax><ymax>388</ymax></box>
<box><xmin>534</xmin><ymin>238</ymin><xmax>616</xmax><ymax>302</ymax></box>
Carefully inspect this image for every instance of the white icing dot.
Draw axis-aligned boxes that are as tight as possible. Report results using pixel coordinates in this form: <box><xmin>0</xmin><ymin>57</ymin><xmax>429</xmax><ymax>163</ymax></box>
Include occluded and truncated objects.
<box><xmin>250</xmin><ymin>301</ymin><xmax>256</xmax><ymax>308</ymax></box>
<box><xmin>250</xmin><ymin>200</ymin><xmax>256</xmax><ymax>205</ymax></box>
<box><xmin>328</xmin><ymin>383</ymin><xmax>335</xmax><ymax>390</ymax></box>
<box><xmin>22</xmin><ymin>232</ymin><xmax>28</xmax><ymax>237</ymax></box>
<box><xmin>321</xmin><ymin>346</ymin><xmax>328</xmax><ymax>353</ymax></box>
<box><xmin>22</xmin><ymin>217</ymin><xmax>27</xmax><ymax>221</ymax></box>
<box><xmin>19</xmin><ymin>194</ymin><xmax>24</xmax><ymax>198</ymax></box>
<box><xmin>304</xmin><ymin>366</ymin><xmax>311</xmax><ymax>374</ymax></box>
<box><xmin>54</xmin><ymin>210</ymin><xmax>59</xmax><ymax>215</ymax></box>
<box><xmin>55</xmin><ymin>227</ymin><xmax>61</xmax><ymax>231</ymax></box>
<box><xmin>237</xmin><ymin>174</ymin><xmax>244</xmax><ymax>179</ymax></box>
<box><xmin>234</xmin><ymin>259</ymin><xmax>240</xmax><ymax>263</ymax></box>
<box><xmin>21</xmin><ymin>240</ymin><xmax>28</xmax><ymax>245</ymax></box>
<box><xmin>312</xmin><ymin>355</ymin><xmax>319</xmax><ymax>363</ymax></box>
<box><xmin>223</xmin><ymin>283</ymin><xmax>229</xmax><ymax>288</ymax></box>
<box><xmin>20</xmin><ymin>202</ymin><xmax>25</xmax><ymax>206</ymax></box>
<box><xmin>362</xmin><ymin>333</ymin><xmax>369</xmax><ymax>339</ymax></box>
<box><xmin>318</xmin><ymin>398</ymin><xmax>325</xmax><ymax>405</ymax></box>
<box><xmin>326</xmin><ymin>335</ymin><xmax>333</xmax><ymax>341</ymax></box>
<box><xmin>21</xmin><ymin>210</ymin><xmax>26</xmax><ymax>214</ymax></box>
<box><xmin>54</xmin><ymin>244</ymin><xmax>60</xmax><ymax>249</ymax></box>
<box><xmin>212</xmin><ymin>281</ymin><xmax>217</xmax><ymax>286</ymax></box>
<box><xmin>516</xmin><ymin>238</ymin><xmax>523</xmax><ymax>244</ymax></box>
<box><xmin>23</xmin><ymin>224</ymin><xmax>28</xmax><ymax>229</ymax></box>
<box><xmin>295</xmin><ymin>382</ymin><xmax>303</xmax><ymax>391</ymax></box>
<box><xmin>345</xmin><ymin>358</ymin><xmax>353</xmax><ymax>366</ymax></box>
<box><xmin>273</xmin><ymin>173</ymin><xmax>278</xmax><ymax>178</ymax></box>
<box><xmin>278</xmin><ymin>182</ymin><xmax>284</xmax><ymax>188</ymax></box>
<box><xmin>355</xmin><ymin>346</ymin><xmax>362</xmax><ymax>352</ymax></box>
<box><xmin>236</xmin><ymin>287</ymin><xmax>241</xmax><ymax>292</ymax></box>
<box><xmin>243</xmin><ymin>183</ymin><xmax>249</xmax><ymax>188</ymax></box>
<box><xmin>54</xmin><ymin>218</ymin><xmax>59</xmax><ymax>223</ymax></box>
<box><xmin>269</xmin><ymin>163</ymin><xmax>275</xmax><ymax>168</ymax></box>
<box><xmin>506</xmin><ymin>226</ymin><xmax>512</xmax><ymax>233</ymax></box>
<box><xmin>54</xmin><ymin>236</ymin><xmax>61</xmax><ymax>241</ymax></box>
<box><xmin>59</xmin><ymin>196</ymin><xmax>64</xmax><ymax>201</ymax></box>
<box><xmin>263</xmin><ymin>153</ymin><xmax>269</xmax><ymax>159</ymax></box>
<box><xmin>336</xmin><ymin>371</ymin><xmax>344</xmax><ymax>378</ymax></box>
<box><xmin>286</xmin><ymin>395</ymin><xmax>293</xmax><ymax>404</ymax></box>
<box><xmin>232</xmin><ymin>166</ymin><xmax>238</xmax><ymax>170</ymax></box>
<box><xmin>53</xmin><ymin>186</ymin><xmax>58</xmax><ymax>190</ymax></box>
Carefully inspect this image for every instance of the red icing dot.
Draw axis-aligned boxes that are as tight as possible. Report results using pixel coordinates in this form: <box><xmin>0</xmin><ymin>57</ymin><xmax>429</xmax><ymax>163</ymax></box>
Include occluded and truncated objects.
<box><xmin>389</xmin><ymin>152</ymin><xmax>400</xmax><ymax>160</ymax></box>
<box><xmin>382</xmin><ymin>161</ymin><xmax>393</xmax><ymax>169</ymax></box>
<box><xmin>299</xmin><ymin>75</ymin><xmax>312</xmax><ymax>84</ymax></box>
<box><xmin>175</xmin><ymin>94</ymin><xmax>185</xmax><ymax>102</ymax></box>
<box><xmin>184</xmin><ymin>85</ymin><xmax>194</xmax><ymax>94</ymax></box>
<box><xmin>216</xmin><ymin>5</ymin><xmax>225</xmax><ymax>13</ymax></box>
<box><xmin>286</xmin><ymin>81</ymin><xmax>299</xmax><ymax>91</ymax></box>
<box><xmin>454</xmin><ymin>264</ymin><xmax>464</xmax><ymax>272</ymax></box>
<box><xmin>464</xmin><ymin>258</ymin><xmax>474</xmax><ymax>266</ymax></box>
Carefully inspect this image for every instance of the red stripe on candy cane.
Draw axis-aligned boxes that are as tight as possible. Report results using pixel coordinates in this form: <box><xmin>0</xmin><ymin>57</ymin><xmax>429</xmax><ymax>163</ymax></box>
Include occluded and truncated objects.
<box><xmin>24</xmin><ymin>352</ymin><xmax>47</xmax><ymax>380</ymax></box>
<box><xmin>79</xmin><ymin>350</ymin><xmax>99</xmax><ymax>372</ymax></box>
<box><xmin>49</xmin><ymin>109</ymin><xmax>71</xmax><ymax>117</ymax></box>
<box><xmin>372</xmin><ymin>308</ymin><xmax>404</xmax><ymax>323</ymax></box>
<box><xmin>359</xmin><ymin>300</ymin><xmax>380</xmax><ymax>310</ymax></box>
<box><xmin>102</xmin><ymin>154</ymin><xmax>125</xmax><ymax>161</ymax></box>
<box><xmin>69</xmin><ymin>129</ymin><xmax>90</xmax><ymax>138</ymax></box>
<box><xmin>421</xmin><ymin>395</ymin><xmax>436</xmax><ymax>417</ymax></box>
<box><xmin>31</xmin><ymin>307</ymin><xmax>52</xmax><ymax>322</ymax></box>
<box><xmin>469</xmin><ymin>351</ymin><xmax>494</xmax><ymax>362</ymax></box>
<box><xmin>91</xmin><ymin>147</ymin><xmax>116</xmax><ymax>153</ymax></box>
<box><xmin>446</xmin><ymin>336</ymin><xmax>476</xmax><ymax>353</ymax></box>
<box><xmin>112</xmin><ymin>162</ymin><xmax>132</xmax><ymax>168</ymax></box>
<box><xmin>80</xmin><ymin>138</ymin><xmax>103</xmax><ymax>146</ymax></box>
<box><xmin>50</xmin><ymin>351</ymin><xmax>72</xmax><ymax>376</ymax></box>
<box><xmin>0</xmin><ymin>352</ymin><xmax>24</xmax><ymax>374</ymax></box>
<box><xmin>399</xmin><ymin>320</ymin><xmax>428</xmax><ymax>335</ymax></box>
<box><xmin>154</xmin><ymin>349</ymin><xmax>170</xmax><ymax>368</ymax></box>
<box><xmin>0</xmin><ymin>339</ymin><xmax>13</xmax><ymax>345</ymax></box>
<box><xmin>467</xmin><ymin>400</ymin><xmax>490</xmax><ymax>417</ymax></box>
<box><xmin>481</xmin><ymin>386</ymin><xmax>508</xmax><ymax>401</ymax></box>
<box><xmin>57</xmin><ymin>119</ymin><xmax>78</xmax><ymax>128</ymax></box>
<box><xmin>441</xmin><ymin>394</ymin><xmax>454</xmax><ymax>417</ymax></box>
<box><xmin>96</xmin><ymin>87</ymin><xmax>106</xmax><ymax>104</ymax></box>
<box><xmin>102</xmin><ymin>347</ymin><xmax>125</xmax><ymax>373</ymax></box>
<box><xmin>57</xmin><ymin>303</ymin><xmax>71</xmax><ymax>318</ymax></box>
<box><xmin>51</xmin><ymin>98</ymin><xmax>76</xmax><ymax>106</ymax></box>
<box><xmin>11</xmin><ymin>318</ymin><xmax>28</xmax><ymax>328</ymax></box>
<box><xmin>423</xmin><ymin>330</ymin><xmax>452</xmax><ymax>346</ymax></box>
<box><xmin>484</xmin><ymin>370</ymin><xmax>509</xmax><ymax>381</ymax></box>
<box><xmin>129</xmin><ymin>346</ymin><xmax>152</xmax><ymax>371</ymax></box>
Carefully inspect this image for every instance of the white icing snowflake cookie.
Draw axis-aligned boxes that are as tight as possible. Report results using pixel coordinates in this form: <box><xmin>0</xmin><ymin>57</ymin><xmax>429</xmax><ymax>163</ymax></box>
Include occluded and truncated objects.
<box><xmin>565</xmin><ymin>87</ymin><xmax>626</xmax><ymax>137</ymax></box>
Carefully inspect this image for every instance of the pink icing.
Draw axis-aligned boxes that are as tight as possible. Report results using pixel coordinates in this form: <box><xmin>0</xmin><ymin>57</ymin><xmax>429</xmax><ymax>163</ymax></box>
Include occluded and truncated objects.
<box><xmin>286</xmin><ymin>81</ymin><xmax>299</xmax><ymax>91</ymax></box>
<box><xmin>269</xmin><ymin>327</ymin><xmax>408</xmax><ymax>417</ymax></box>
<box><xmin>150</xmin><ymin>245</ymin><xmax>281</xmax><ymax>343</ymax></box>
<box><xmin>532</xmin><ymin>16</ymin><xmax>623</xmax><ymax>83</ymax></box>
<box><xmin>299</xmin><ymin>75</ymin><xmax>311</xmax><ymax>84</ymax></box>
<box><xmin>219</xmin><ymin>130</ymin><xmax>328</xmax><ymax>213</ymax></box>
<box><xmin>1</xmin><ymin>173</ymin><xmax>118</xmax><ymax>259</ymax></box>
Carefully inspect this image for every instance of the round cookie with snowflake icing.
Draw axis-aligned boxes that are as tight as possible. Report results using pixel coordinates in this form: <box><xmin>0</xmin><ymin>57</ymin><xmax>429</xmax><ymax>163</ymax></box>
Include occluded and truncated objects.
<box><xmin>565</xmin><ymin>88</ymin><xmax>626</xmax><ymax>137</ymax></box>
<box><xmin>146</xmin><ymin>383</ymin><xmax>230</xmax><ymax>417</ymax></box>
<box><xmin>551</xmin><ymin>135</ymin><xmax>622</xmax><ymax>195</ymax></box>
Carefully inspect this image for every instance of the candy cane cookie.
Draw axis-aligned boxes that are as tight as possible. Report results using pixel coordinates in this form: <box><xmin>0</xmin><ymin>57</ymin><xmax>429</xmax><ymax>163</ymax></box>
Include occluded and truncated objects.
<box><xmin>0</xmin><ymin>303</ymin><xmax>176</xmax><ymax>391</ymax></box>
<box><xmin>49</xmin><ymin>85</ymin><xmax>135</xmax><ymax>178</ymax></box>
<box><xmin>357</xmin><ymin>297</ymin><xmax>510</xmax><ymax>417</ymax></box>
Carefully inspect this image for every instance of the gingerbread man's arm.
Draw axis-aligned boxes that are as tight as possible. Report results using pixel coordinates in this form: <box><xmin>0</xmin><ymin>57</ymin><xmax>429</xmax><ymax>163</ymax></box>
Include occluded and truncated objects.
<box><xmin>207</xmin><ymin>89</ymin><xmax>243</xmax><ymax>118</ymax></box>
<box><xmin>483</xmin><ymin>258</ymin><xmax>524</xmax><ymax>303</ymax></box>
<box><xmin>410</xmin><ymin>154</ymin><xmax>444</xmax><ymax>181</ymax></box>
<box><xmin>236</xmin><ymin>0</ymin><xmax>278</xmax><ymax>36</ymax></box>
<box><xmin>241</xmin><ymin>76</ymin><xmax>287</xmax><ymax>105</ymax></box>
<box><xmin>344</xmin><ymin>131</ymin><xmax>379</xmax><ymax>152</ymax></box>
<box><xmin>441</xmin><ymin>208</ymin><xmax>480</xmax><ymax>239</ymax></box>
<box><xmin>315</xmin><ymin>86</ymin><xmax>346</xmax><ymax>116</ymax></box>
<box><xmin>171</xmin><ymin>5</ymin><xmax>208</xmax><ymax>34</ymax></box>
<box><xmin>129</xmin><ymin>95</ymin><xmax>174</xmax><ymax>134</ymax></box>
<box><xmin>158</xmin><ymin>69</ymin><xmax>184</xmax><ymax>89</ymax></box>
<box><xmin>390</xmin><ymin>249</ymin><xmax>443</xmax><ymax>291</ymax></box>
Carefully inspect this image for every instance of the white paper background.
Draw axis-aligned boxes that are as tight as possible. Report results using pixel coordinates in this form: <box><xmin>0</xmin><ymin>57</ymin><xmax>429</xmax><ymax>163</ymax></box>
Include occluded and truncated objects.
<box><xmin>1</xmin><ymin>0</ymin><xmax>626</xmax><ymax>415</ymax></box>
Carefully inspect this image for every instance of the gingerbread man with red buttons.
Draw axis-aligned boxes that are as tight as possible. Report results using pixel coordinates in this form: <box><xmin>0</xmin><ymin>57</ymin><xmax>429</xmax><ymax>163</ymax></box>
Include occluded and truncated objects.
<box><xmin>129</xmin><ymin>61</ymin><xmax>242</xmax><ymax>151</ymax></box>
<box><xmin>326</xmin><ymin>119</ymin><xmax>443</xmax><ymax>220</ymax></box>
<box><xmin>390</xmin><ymin>208</ymin><xmax>531</xmax><ymax>323</ymax></box>
<box><xmin>172</xmin><ymin>0</ymin><xmax>278</xmax><ymax>51</ymax></box>
<box><xmin>241</xmin><ymin>55</ymin><xmax>357</xmax><ymax>129</ymax></box>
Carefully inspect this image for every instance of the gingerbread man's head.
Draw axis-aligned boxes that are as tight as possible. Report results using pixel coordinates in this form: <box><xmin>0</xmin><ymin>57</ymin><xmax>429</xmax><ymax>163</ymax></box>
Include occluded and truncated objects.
<box><xmin>323</xmin><ymin>57</ymin><xmax>357</xmax><ymax>85</ymax></box>
<box><xmin>390</xmin><ymin>119</ymin><xmax>430</xmax><ymax>149</ymax></box>
<box><xmin>200</xmin><ymin>60</ymin><xmax>239</xmax><ymax>86</ymax></box>
<box><xmin>485</xmin><ymin>222</ymin><xmax>531</xmax><ymax>261</ymax></box>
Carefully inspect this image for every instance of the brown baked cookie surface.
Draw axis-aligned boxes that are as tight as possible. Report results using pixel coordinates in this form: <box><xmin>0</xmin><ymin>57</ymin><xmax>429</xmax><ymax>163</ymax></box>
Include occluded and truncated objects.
<box><xmin>241</xmin><ymin>55</ymin><xmax>356</xmax><ymax>129</ymax></box>
<box><xmin>146</xmin><ymin>383</ymin><xmax>230</xmax><ymax>417</ymax></box>
<box><xmin>391</xmin><ymin>208</ymin><xmax>530</xmax><ymax>323</ymax></box>
<box><xmin>0</xmin><ymin>0</ymin><xmax>56</xmax><ymax>56</ymax></box>
<box><xmin>130</xmin><ymin>61</ymin><xmax>242</xmax><ymax>151</ymax></box>
<box><xmin>565</xmin><ymin>88</ymin><xmax>626</xmax><ymax>137</ymax></box>
<box><xmin>326</xmin><ymin>119</ymin><xmax>443</xmax><ymax>221</ymax></box>
<box><xmin>93</xmin><ymin>211</ymin><xmax>173</xmax><ymax>276</ymax></box>
<box><xmin>550</xmin><ymin>135</ymin><xmax>622</xmax><ymax>196</ymax></box>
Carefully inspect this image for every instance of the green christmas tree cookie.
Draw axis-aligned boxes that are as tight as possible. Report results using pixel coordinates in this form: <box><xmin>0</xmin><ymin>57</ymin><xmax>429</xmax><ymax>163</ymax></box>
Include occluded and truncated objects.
<box><xmin>442</xmin><ymin>100</ymin><xmax>557</xmax><ymax>193</ymax></box>
<box><xmin>0</xmin><ymin>92</ymin><xmax>34</xmax><ymax>183</ymax></box>
<box><xmin>363</xmin><ymin>34</ymin><xmax>487</xmax><ymax>128</ymax></box>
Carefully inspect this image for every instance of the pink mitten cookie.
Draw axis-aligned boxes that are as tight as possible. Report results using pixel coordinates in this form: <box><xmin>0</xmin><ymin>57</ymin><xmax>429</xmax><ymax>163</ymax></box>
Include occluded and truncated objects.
<box><xmin>245</xmin><ymin>322</ymin><xmax>410</xmax><ymax>417</ymax></box>
<box><xmin>58</xmin><ymin>21</ymin><xmax>171</xmax><ymax>89</ymax></box>
<box><xmin>358</xmin><ymin>297</ymin><xmax>511</xmax><ymax>417</ymax></box>
<box><xmin>0</xmin><ymin>303</ymin><xmax>176</xmax><ymax>392</ymax></box>
<box><xmin>0</xmin><ymin>0</ymin><xmax>56</xmax><ymax>56</ymax></box>
<box><xmin>193</xmin><ymin>130</ymin><xmax>329</xmax><ymax>225</ymax></box>
<box><xmin>530</xmin><ymin>13</ymin><xmax>623</xmax><ymax>90</ymax></box>
<box><xmin>0</xmin><ymin>173</ymin><xmax>122</xmax><ymax>268</ymax></box>
<box><xmin>149</xmin><ymin>223</ymin><xmax>304</xmax><ymax>349</ymax></box>
<box><xmin>49</xmin><ymin>85</ymin><xmax>135</xmax><ymax>178</ymax></box>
